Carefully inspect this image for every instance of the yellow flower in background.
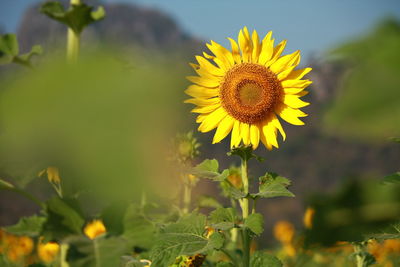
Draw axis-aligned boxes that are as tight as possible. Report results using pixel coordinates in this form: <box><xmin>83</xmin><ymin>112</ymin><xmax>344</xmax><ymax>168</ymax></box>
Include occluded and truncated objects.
<box><xmin>84</xmin><ymin>220</ymin><xmax>106</xmax><ymax>240</ymax></box>
<box><xmin>38</xmin><ymin>166</ymin><xmax>61</xmax><ymax>184</ymax></box>
<box><xmin>38</xmin><ymin>240</ymin><xmax>60</xmax><ymax>263</ymax></box>
<box><xmin>185</xmin><ymin>27</ymin><xmax>312</xmax><ymax>150</ymax></box>
<box><xmin>303</xmin><ymin>207</ymin><xmax>315</xmax><ymax>229</ymax></box>
<box><xmin>5</xmin><ymin>235</ymin><xmax>34</xmax><ymax>263</ymax></box>
<box><xmin>273</xmin><ymin>220</ymin><xmax>295</xmax><ymax>244</ymax></box>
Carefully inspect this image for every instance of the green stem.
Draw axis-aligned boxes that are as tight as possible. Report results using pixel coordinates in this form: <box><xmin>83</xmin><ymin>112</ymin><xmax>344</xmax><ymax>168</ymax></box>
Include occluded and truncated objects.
<box><xmin>182</xmin><ymin>183</ymin><xmax>191</xmax><ymax>214</ymax></box>
<box><xmin>221</xmin><ymin>248</ymin><xmax>238</xmax><ymax>267</ymax></box>
<box><xmin>93</xmin><ymin>238</ymin><xmax>100</xmax><ymax>267</ymax></box>
<box><xmin>67</xmin><ymin>0</ymin><xmax>81</xmax><ymax>62</ymax></box>
<box><xmin>239</xmin><ymin>157</ymin><xmax>250</xmax><ymax>267</ymax></box>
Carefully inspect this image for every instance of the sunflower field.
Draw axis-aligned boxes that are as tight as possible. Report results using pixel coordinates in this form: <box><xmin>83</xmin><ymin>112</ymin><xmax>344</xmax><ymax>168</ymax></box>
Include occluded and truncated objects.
<box><xmin>0</xmin><ymin>0</ymin><xmax>399</xmax><ymax>267</ymax></box>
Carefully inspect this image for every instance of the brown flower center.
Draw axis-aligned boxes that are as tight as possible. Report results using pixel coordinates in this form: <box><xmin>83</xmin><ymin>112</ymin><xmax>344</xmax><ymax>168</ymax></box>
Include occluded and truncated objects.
<box><xmin>220</xmin><ymin>63</ymin><xmax>282</xmax><ymax>124</ymax></box>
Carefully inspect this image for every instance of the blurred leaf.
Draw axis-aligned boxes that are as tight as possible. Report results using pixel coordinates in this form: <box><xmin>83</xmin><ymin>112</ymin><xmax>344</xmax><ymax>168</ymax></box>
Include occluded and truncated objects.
<box><xmin>0</xmin><ymin>34</ymin><xmax>41</xmax><ymax>67</ymax></box>
<box><xmin>382</xmin><ymin>172</ymin><xmax>400</xmax><ymax>184</ymax></box>
<box><xmin>121</xmin><ymin>256</ymin><xmax>147</xmax><ymax>267</ymax></box>
<box><xmin>0</xmin><ymin>33</ymin><xmax>18</xmax><ymax>56</ymax></box>
<box><xmin>390</xmin><ymin>137</ymin><xmax>400</xmax><ymax>143</ymax></box>
<box><xmin>42</xmin><ymin>197</ymin><xmax>85</xmax><ymax>241</ymax></box>
<box><xmin>122</xmin><ymin>204</ymin><xmax>156</xmax><ymax>250</ymax></box>
<box><xmin>244</xmin><ymin>213</ymin><xmax>264</xmax><ymax>236</ymax></box>
<box><xmin>150</xmin><ymin>213</ymin><xmax>222</xmax><ymax>266</ymax></box>
<box><xmin>227</xmin><ymin>145</ymin><xmax>264</xmax><ymax>162</ymax></box>
<box><xmin>192</xmin><ymin>159</ymin><xmax>229</xmax><ymax>181</ymax></box>
<box><xmin>325</xmin><ymin>18</ymin><xmax>400</xmax><ymax>140</ymax></box>
<box><xmin>40</xmin><ymin>2</ymin><xmax>105</xmax><ymax>34</ymax></box>
<box><xmin>101</xmin><ymin>201</ymin><xmax>128</xmax><ymax>236</ymax></box>
<box><xmin>216</xmin><ymin>263</ymin><xmax>235</xmax><ymax>267</ymax></box>
<box><xmin>197</xmin><ymin>195</ymin><xmax>222</xmax><ymax>209</ymax></box>
<box><xmin>209</xmin><ymin>207</ymin><xmax>237</xmax><ymax>230</ymax></box>
<box><xmin>67</xmin><ymin>236</ymin><xmax>128</xmax><ymax>267</ymax></box>
<box><xmin>0</xmin><ymin>178</ymin><xmax>15</xmax><ymax>189</ymax></box>
<box><xmin>250</xmin><ymin>251</ymin><xmax>282</xmax><ymax>267</ymax></box>
<box><xmin>5</xmin><ymin>215</ymin><xmax>45</xmax><ymax>237</ymax></box>
<box><xmin>251</xmin><ymin>173</ymin><xmax>294</xmax><ymax>199</ymax></box>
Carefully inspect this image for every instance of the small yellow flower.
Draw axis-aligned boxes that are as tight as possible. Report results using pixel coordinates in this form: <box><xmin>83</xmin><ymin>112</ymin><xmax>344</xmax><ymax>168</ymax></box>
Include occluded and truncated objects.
<box><xmin>84</xmin><ymin>220</ymin><xmax>107</xmax><ymax>240</ymax></box>
<box><xmin>38</xmin><ymin>239</ymin><xmax>60</xmax><ymax>263</ymax></box>
<box><xmin>5</xmin><ymin>235</ymin><xmax>34</xmax><ymax>263</ymax></box>
<box><xmin>273</xmin><ymin>220</ymin><xmax>295</xmax><ymax>244</ymax></box>
<box><xmin>39</xmin><ymin>166</ymin><xmax>61</xmax><ymax>184</ymax></box>
<box><xmin>303</xmin><ymin>207</ymin><xmax>315</xmax><ymax>229</ymax></box>
<box><xmin>140</xmin><ymin>259</ymin><xmax>152</xmax><ymax>267</ymax></box>
<box><xmin>227</xmin><ymin>167</ymin><xmax>243</xmax><ymax>189</ymax></box>
<box><xmin>204</xmin><ymin>226</ymin><xmax>215</xmax><ymax>239</ymax></box>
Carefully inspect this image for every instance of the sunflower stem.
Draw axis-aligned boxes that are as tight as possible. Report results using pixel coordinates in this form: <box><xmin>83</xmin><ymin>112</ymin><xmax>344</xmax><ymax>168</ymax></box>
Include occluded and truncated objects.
<box><xmin>182</xmin><ymin>182</ymin><xmax>191</xmax><ymax>214</ymax></box>
<box><xmin>239</xmin><ymin>157</ymin><xmax>250</xmax><ymax>267</ymax></box>
<box><xmin>67</xmin><ymin>0</ymin><xmax>81</xmax><ymax>62</ymax></box>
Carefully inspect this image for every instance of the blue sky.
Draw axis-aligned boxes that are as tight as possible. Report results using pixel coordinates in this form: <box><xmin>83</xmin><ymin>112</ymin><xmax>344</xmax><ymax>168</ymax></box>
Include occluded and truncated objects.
<box><xmin>1</xmin><ymin>0</ymin><xmax>400</xmax><ymax>59</ymax></box>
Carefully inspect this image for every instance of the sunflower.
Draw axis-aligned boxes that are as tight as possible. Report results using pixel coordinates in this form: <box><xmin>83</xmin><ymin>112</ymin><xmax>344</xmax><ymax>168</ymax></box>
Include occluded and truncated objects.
<box><xmin>185</xmin><ymin>27</ymin><xmax>312</xmax><ymax>150</ymax></box>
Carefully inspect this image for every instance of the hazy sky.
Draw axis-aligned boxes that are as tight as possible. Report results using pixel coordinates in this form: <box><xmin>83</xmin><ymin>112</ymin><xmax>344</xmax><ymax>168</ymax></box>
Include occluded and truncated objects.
<box><xmin>1</xmin><ymin>0</ymin><xmax>400</xmax><ymax>59</ymax></box>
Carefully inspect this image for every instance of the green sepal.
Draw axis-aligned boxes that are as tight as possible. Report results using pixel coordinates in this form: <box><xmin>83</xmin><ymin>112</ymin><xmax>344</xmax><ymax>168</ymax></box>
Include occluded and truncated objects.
<box><xmin>40</xmin><ymin>2</ymin><xmax>105</xmax><ymax>34</ymax></box>
<box><xmin>0</xmin><ymin>34</ymin><xmax>42</xmax><ymax>67</ymax></box>
<box><xmin>227</xmin><ymin>145</ymin><xmax>264</xmax><ymax>162</ymax></box>
<box><xmin>381</xmin><ymin>172</ymin><xmax>400</xmax><ymax>184</ymax></box>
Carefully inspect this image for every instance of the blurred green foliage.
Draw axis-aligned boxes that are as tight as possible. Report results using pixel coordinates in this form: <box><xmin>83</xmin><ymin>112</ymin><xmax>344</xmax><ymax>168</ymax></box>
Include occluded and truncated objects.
<box><xmin>324</xmin><ymin>18</ymin><xmax>400</xmax><ymax>141</ymax></box>
<box><xmin>0</xmin><ymin>50</ymin><xmax>187</xmax><ymax>201</ymax></box>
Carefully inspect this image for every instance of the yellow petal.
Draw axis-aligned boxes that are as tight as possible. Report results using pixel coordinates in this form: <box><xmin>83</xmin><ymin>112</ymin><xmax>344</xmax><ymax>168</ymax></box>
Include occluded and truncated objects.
<box><xmin>228</xmin><ymin>37</ymin><xmax>242</xmax><ymax>64</ymax></box>
<box><xmin>283</xmin><ymin>87</ymin><xmax>305</xmax><ymax>95</ymax></box>
<box><xmin>230</xmin><ymin>120</ymin><xmax>241</xmax><ymax>148</ymax></box>
<box><xmin>240</xmin><ymin>122</ymin><xmax>250</xmax><ymax>145</ymax></box>
<box><xmin>269</xmin><ymin>50</ymin><xmax>300</xmax><ymax>74</ymax></box>
<box><xmin>281</xmin><ymin>79</ymin><xmax>312</xmax><ymax>88</ymax></box>
<box><xmin>258</xmin><ymin>31</ymin><xmax>274</xmax><ymax>64</ymax></box>
<box><xmin>191</xmin><ymin>103</ymin><xmax>220</xmax><ymax>114</ymax></box>
<box><xmin>270</xmin><ymin>113</ymin><xmax>286</xmax><ymax>141</ymax></box>
<box><xmin>283</xmin><ymin>94</ymin><xmax>310</xmax><ymax>108</ymax></box>
<box><xmin>266</xmin><ymin>40</ymin><xmax>287</xmax><ymax>67</ymax></box>
<box><xmin>184</xmin><ymin>97</ymin><xmax>220</xmax><ymax>106</ymax></box>
<box><xmin>190</xmin><ymin>63</ymin><xmax>220</xmax><ymax>80</ymax></box>
<box><xmin>260</xmin><ymin>126</ymin><xmax>273</xmax><ymax>150</ymax></box>
<box><xmin>213</xmin><ymin>115</ymin><xmax>235</xmax><ymax>144</ymax></box>
<box><xmin>285</xmin><ymin>67</ymin><xmax>312</xmax><ymax>80</ymax></box>
<box><xmin>198</xmin><ymin>107</ymin><xmax>227</xmax><ymax>132</ymax></box>
<box><xmin>187</xmin><ymin>76</ymin><xmax>220</xmax><ymax>88</ymax></box>
<box><xmin>185</xmin><ymin>85</ymin><xmax>219</xmax><ymax>98</ymax></box>
<box><xmin>297</xmin><ymin>90</ymin><xmax>309</xmax><ymax>97</ymax></box>
<box><xmin>261</xmin><ymin>121</ymin><xmax>279</xmax><ymax>148</ymax></box>
<box><xmin>277</xmin><ymin>66</ymin><xmax>296</xmax><ymax>81</ymax></box>
<box><xmin>207</xmin><ymin>40</ymin><xmax>234</xmax><ymax>68</ymax></box>
<box><xmin>251</xmin><ymin>30</ymin><xmax>261</xmax><ymax>63</ymax></box>
<box><xmin>276</xmin><ymin>104</ymin><xmax>307</xmax><ymax>125</ymax></box>
<box><xmin>238</xmin><ymin>28</ymin><xmax>252</xmax><ymax>62</ymax></box>
<box><xmin>196</xmin><ymin>114</ymin><xmax>208</xmax><ymax>123</ymax></box>
<box><xmin>195</xmin><ymin>56</ymin><xmax>225</xmax><ymax>76</ymax></box>
<box><xmin>250</xmin><ymin>124</ymin><xmax>260</xmax><ymax>149</ymax></box>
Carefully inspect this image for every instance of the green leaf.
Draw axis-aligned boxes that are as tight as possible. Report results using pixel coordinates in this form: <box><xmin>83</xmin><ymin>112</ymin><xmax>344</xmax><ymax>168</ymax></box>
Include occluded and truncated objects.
<box><xmin>244</xmin><ymin>213</ymin><xmax>264</xmax><ymax>236</ymax></box>
<box><xmin>192</xmin><ymin>159</ymin><xmax>229</xmax><ymax>181</ymax></box>
<box><xmin>40</xmin><ymin>2</ymin><xmax>105</xmax><ymax>34</ymax></box>
<box><xmin>227</xmin><ymin>145</ymin><xmax>264</xmax><ymax>162</ymax></box>
<box><xmin>197</xmin><ymin>195</ymin><xmax>223</xmax><ymax>209</ymax></box>
<box><xmin>0</xmin><ymin>33</ymin><xmax>18</xmax><ymax>56</ymax></box>
<box><xmin>42</xmin><ymin>197</ymin><xmax>85</xmax><ymax>241</ymax></box>
<box><xmin>390</xmin><ymin>137</ymin><xmax>400</xmax><ymax>143</ymax></box>
<box><xmin>382</xmin><ymin>172</ymin><xmax>400</xmax><ymax>184</ymax></box>
<box><xmin>5</xmin><ymin>215</ymin><xmax>45</xmax><ymax>237</ymax></box>
<box><xmin>101</xmin><ymin>201</ymin><xmax>128</xmax><ymax>236</ymax></box>
<box><xmin>15</xmin><ymin>45</ymin><xmax>43</xmax><ymax>66</ymax></box>
<box><xmin>250</xmin><ymin>251</ymin><xmax>282</xmax><ymax>267</ymax></box>
<box><xmin>209</xmin><ymin>207</ymin><xmax>237</xmax><ymax>230</ymax></box>
<box><xmin>122</xmin><ymin>204</ymin><xmax>156</xmax><ymax>250</ymax></box>
<box><xmin>150</xmin><ymin>213</ymin><xmax>222</xmax><ymax>266</ymax></box>
<box><xmin>66</xmin><ymin>236</ymin><xmax>128</xmax><ymax>267</ymax></box>
<box><xmin>216</xmin><ymin>262</ymin><xmax>235</xmax><ymax>267</ymax></box>
<box><xmin>251</xmin><ymin>173</ymin><xmax>294</xmax><ymax>199</ymax></box>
